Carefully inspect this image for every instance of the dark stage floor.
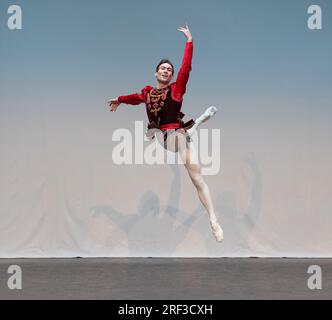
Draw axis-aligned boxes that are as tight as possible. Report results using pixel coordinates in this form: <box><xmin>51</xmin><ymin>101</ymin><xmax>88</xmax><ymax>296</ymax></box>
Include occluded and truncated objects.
<box><xmin>0</xmin><ymin>258</ymin><xmax>331</xmax><ymax>300</ymax></box>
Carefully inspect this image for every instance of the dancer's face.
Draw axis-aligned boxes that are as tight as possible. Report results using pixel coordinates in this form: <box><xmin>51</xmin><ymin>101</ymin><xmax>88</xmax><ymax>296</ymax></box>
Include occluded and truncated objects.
<box><xmin>155</xmin><ymin>63</ymin><xmax>173</xmax><ymax>84</ymax></box>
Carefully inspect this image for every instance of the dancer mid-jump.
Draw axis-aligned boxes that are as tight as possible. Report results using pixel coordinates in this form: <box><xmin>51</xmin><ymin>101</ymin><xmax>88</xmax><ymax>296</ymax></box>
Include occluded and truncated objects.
<box><xmin>108</xmin><ymin>25</ymin><xmax>223</xmax><ymax>242</ymax></box>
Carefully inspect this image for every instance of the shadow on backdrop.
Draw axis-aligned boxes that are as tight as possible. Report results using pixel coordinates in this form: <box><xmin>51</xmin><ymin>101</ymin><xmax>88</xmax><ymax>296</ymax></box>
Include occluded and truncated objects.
<box><xmin>90</xmin><ymin>164</ymin><xmax>200</xmax><ymax>256</ymax></box>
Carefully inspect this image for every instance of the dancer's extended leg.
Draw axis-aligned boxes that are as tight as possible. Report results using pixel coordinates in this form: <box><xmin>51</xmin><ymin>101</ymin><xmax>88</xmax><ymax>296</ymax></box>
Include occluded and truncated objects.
<box><xmin>186</xmin><ymin>106</ymin><xmax>218</xmax><ymax>136</ymax></box>
<box><xmin>180</xmin><ymin>145</ymin><xmax>223</xmax><ymax>242</ymax></box>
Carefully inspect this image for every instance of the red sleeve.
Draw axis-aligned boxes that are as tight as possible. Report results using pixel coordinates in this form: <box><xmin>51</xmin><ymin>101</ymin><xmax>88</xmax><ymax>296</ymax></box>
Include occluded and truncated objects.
<box><xmin>171</xmin><ymin>41</ymin><xmax>193</xmax><ymax>102</ymax></box>
<box><xmin>118</xmin><ymin>86</ymin><xmax>152</xmax><ymax>105</ymax></box>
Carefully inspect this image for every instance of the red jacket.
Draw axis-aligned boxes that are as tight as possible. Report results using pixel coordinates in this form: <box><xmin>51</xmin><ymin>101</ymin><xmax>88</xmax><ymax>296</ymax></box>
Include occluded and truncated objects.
<box><xmin>118</xmin><ymin>42</ymin><xmax>193</xmax><ymax>130</ymax></box>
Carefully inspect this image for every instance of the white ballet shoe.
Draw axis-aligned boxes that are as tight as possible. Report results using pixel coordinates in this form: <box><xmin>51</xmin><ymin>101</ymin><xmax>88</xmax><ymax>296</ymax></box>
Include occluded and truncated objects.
<box><xmin>210</xmin><ymin>220</ymin><xmax>224</xmax><ymax>242</ymax></box>
<box><xmin>204</xmin><ymin>106</ymin><xmax>218</xmax><ymax>119</ymax></box>
<box><xmin>187</xmin><ymin>106</ymin><xmax>218</xmax><ymax>137</ymax></box>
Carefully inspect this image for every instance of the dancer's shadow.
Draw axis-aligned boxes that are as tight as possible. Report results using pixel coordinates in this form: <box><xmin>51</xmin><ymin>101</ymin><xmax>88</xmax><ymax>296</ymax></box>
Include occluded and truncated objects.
<box><xmin>90</xmin><ymin>164</ymin><xmax>200</xmax><ymax>256</ymax></box>
<box><xmin>190</xmin><ymin>153</ymin><xmax>262</xmax><ymax>254</ymax></box>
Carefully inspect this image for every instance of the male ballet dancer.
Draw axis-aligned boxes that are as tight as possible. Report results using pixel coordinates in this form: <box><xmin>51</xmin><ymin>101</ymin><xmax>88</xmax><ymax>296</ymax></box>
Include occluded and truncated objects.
<box><xmin>108</xmin><ymin>25</ymin><xmax>223</xmax><ymax>242</ymax></box>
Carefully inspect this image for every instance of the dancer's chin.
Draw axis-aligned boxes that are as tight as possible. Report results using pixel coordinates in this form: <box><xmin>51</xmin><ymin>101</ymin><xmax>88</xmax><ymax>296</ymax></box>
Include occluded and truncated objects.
<box><xmin>157</xmin><ymin>79</ymin><xmax>170</xmax><ymax>85</ymax></box>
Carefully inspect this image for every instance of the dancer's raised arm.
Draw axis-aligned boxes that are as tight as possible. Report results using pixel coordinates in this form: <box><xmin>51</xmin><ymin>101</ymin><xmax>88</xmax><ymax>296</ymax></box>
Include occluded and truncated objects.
<box><xmin>172</xmin><ymin>25</ymin><xmax>194</xmax><ymax>102</ymax></box>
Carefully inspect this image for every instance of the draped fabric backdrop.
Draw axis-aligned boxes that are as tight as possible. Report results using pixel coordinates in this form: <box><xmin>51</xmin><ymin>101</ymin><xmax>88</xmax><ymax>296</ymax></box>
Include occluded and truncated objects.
<box><xmin>1</xmin><ymin>0</ymin><xmax>331</xmax><ymax>257</ymax></box>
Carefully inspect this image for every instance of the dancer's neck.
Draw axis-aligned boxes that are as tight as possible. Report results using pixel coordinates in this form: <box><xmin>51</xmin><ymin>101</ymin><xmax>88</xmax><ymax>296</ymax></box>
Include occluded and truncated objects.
<box><xmin>156</xmin><ymin>82</ymin><xmax>169</xmax><ymax>89</ymax></box>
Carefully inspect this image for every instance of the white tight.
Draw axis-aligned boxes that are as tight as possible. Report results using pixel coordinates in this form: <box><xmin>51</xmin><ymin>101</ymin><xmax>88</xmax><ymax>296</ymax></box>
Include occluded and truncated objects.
<box><xmin>156</xmin><ymin>105</ymin><xmax>219</xmax><ymax>224</ymax></box>
<box><xmin>180</xmin><ymin>144</ymin><xmax>218</xmax><ymax>223</ymax></box>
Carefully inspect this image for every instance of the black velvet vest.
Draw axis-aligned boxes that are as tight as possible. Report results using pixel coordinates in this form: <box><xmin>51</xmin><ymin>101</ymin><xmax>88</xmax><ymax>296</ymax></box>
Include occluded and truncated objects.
<box><xmin>146</xmin><ymin>86</ymin><xmax>182</xmax><ymax>126</ymax></box>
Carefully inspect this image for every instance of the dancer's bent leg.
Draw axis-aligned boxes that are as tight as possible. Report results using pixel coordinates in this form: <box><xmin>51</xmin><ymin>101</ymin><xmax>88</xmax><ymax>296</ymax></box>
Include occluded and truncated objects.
<box><xmin>187</xmin><ymin>106</ymin><xmax>218</xmax><ymax>136</ymax></box>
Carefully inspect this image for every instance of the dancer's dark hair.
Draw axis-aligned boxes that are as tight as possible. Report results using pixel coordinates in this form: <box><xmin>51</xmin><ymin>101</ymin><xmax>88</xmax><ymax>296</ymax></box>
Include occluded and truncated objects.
<box><xmin>156</xmin><ymin>59</ymin><xmax>174</xmax><ymax>75</ymax></box>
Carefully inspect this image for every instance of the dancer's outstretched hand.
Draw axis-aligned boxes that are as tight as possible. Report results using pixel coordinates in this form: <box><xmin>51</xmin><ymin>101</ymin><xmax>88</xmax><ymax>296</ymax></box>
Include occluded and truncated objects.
<box><xmin>177</xmin><ymin>24</ymin><xmax>193</xmax><ymax>42</ymax></box>
<box><xmin>108</xmin><ymin>98</ymin><xmax>121</xmax><ymax>112</ymax></box>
